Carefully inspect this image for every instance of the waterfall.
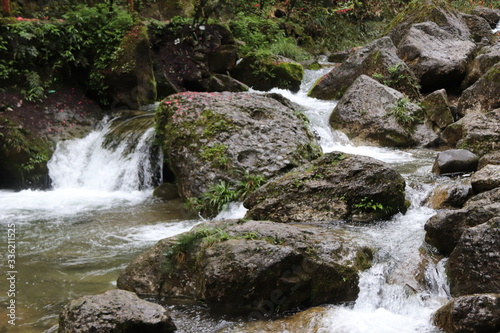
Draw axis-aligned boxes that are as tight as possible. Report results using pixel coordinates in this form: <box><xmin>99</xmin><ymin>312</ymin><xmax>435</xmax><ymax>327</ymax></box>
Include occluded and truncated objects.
<box><xmin>48</xmin><ymin>113</ymin><xmax>161</xmax><ymax>192</ymax></box>
<box><xmin>264</xmin><ymin>69</ymin><xmax>449</xmax><ymax>332</ymax></box>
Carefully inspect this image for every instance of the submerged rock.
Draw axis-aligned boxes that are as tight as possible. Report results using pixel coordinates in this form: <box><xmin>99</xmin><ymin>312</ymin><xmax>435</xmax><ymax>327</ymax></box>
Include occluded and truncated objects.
<box><xmin>117</xmin><ymin>219</ymin><xmax>372</xmax><ymax>315</ymax></box>
<box><xmin>447</xmin><ymin>218</ymin><xmax>500</xmax><ymax>296</ymax></box>
<box><xmin>329</xmin><ymin>75</ymin><xmax>431</xmax><ymax>147</ymax></box>
<box><xmin>243</xmin><ymin>152</ymin><xmax>407</xmax><ymax>223</ymax></box>
<box><xmin>431</xmin><ymin>149</ymin><xmax>479</xmax><ymax>175</ymax></box>
<box><xmin>433</xmin><ymin>293</ymin><xmax>500</xmax><ymax>333</ymax></box>
<box><xmin>58</xmin><ymin>289</ymin><xmax>176</xmax><ymax>333</ymax></box>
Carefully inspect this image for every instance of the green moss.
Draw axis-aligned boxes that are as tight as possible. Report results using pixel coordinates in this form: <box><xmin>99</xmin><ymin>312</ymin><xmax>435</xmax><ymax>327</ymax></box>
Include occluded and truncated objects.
<box><xmin>0</xmin><ymin>117</ymin><xmax>52</xmax><ymax>188</ymax></box>
<box><xmin>354</xmin><ymin>247</ymin><xmax>374</xmax><ymax>270</ymax></box>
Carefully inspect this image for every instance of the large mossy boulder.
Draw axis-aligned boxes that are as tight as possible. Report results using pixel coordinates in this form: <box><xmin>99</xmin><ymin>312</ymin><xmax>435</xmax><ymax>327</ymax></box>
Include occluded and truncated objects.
<box><xmin>433</xmin><ymin>294</ymin><xmax>500</xmax><ymax>333</ymax></box>
<box><xmin>447</xmin><ymin>218</ymin><xmax>500</xmax><ymax>296</ymax></box>
<box><xmin>105</xmin><ymin>24</ymin><xmax>157</xmax><ymax>109</ymax></box>
<box><xmin>329</xmin><ymin>75</ymin><xmax>433</xmax><ymax>148</ymax></box>
<box><xmin>386</xmin><ymin>0</ymin><xmax>477</xmax><ymax>92</ymax></box>
<box><xmin>117</xmin><ymin>219</ymin><xmax>372</xmax><ymax>314</ymax></box>
<box><xmin>243</xmin><ymin>152</ymin><xmax>407</xmax><ymax>223</ymax></box>
<box><xmin>441</xmin><ymin>108</ymin><xmax>500</xmax><ymax>156</ymax></box>
<box><xmin>58</xmin><ymin>289</ymin><xmax>176</xmax><ymax>333</ymax></box>
<box><xmin>231</xmin><ymin>53</ymin><xmax>304</xmax><ymax>92</ymax></box>
<box><xmin>457</xmin><ymin>63</ymin><xmax>500</xmax><ymax>115</ymax></box>
<box><xmin>155</xmin><ymin>91</ymin><xmax>321</xmax><ymax>214</ymax></box>
<box><xmin>424</xmin><ymin>188</ymin><xmax>500</xmax><ymax>256</ymax></box>
<box><xmin>308</xmin><ymin>37</ymin><xmax>420</xmax><ymax>100</ymax></box>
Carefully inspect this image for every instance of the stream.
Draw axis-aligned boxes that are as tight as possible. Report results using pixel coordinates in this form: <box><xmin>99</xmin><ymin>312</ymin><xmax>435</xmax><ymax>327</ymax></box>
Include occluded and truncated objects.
<box><xmin>0</xmin><ymin>68</ymin><xmax>451</xmax><ymax>332</ymax></box>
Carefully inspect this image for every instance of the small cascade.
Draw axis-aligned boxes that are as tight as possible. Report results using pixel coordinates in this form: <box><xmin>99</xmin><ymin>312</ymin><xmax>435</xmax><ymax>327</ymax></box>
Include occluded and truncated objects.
<box><xmin>48</xmin><ymin>112</ymin><xmax>162</xmax><ymax>192</ymax></box>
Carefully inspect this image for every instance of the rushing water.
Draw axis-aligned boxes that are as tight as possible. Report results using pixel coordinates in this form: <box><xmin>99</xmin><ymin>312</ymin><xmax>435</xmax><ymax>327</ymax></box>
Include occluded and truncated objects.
<box><xmin>0</xmin><ymin>69</ymin><xmax>450</xmax><ymax>332</ymax></box>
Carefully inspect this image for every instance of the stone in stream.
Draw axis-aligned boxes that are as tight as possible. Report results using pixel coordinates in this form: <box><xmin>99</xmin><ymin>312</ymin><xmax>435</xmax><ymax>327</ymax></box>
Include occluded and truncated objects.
<box><xmin>117</xmin><ymin>219</ymin><xmax>373</xmax><ymax>315</ymax></box>
<box><xmin>244</xmin><ymin>151</ymin><xmax>407</xmax><ymax>223</ymax></box>
<box><xmin>58</xmin><ymin>289</ymin><xmax>176</xmax><ymax>333</ymax></box>
<box><xmin>433</xmin><ymin>293</ymin><xmax>500</xmax><ymax>333</ymax></box>
<box><xmin>431</xmin><ymin>149</ymin><xmax>479</xmax><ymax>175</ymax></box>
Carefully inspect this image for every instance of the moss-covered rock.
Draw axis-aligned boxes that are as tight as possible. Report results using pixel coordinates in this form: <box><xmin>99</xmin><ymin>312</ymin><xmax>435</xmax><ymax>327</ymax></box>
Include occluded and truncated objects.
<box><xmin>308</xmin><ymin>37</ymin><xmax>421</xmax><ymax>101</ymax></box>
<box><xmin>231</xmin><ymin>52</ymin><xmax>304</xmax><ymax>92</ymax></box>
<box><xmin>155</xmin><ymin>91</ymin><xmax>321</xmax><ymax>216</ymax></box>
<box><xmin>106</xmin><ymin>24</ymin><xmax>157</xmax><ymax>109</ymax></box>
<box><xmin>117</xmin><ymin>219</ymin><xmax>372</xmax><ymax>315</ymax></box>
<box><xmin>422</xmin><ymin>89</ymin><xmax>454</xmax><ymax>130</ymax></box>
<box><xmin>0</xmin><ymin>117</ymin><xmax>52</xmax><ymax>189</ymax></box>
<box><xmin>457</xmin><ymin>63</ymin><xmax>500</xmax><ymax>115</ymax></box>
<box><xmin>244</xmin><ymin>152</ymin><xmax>407</xmax><ymax>223</ymax></box>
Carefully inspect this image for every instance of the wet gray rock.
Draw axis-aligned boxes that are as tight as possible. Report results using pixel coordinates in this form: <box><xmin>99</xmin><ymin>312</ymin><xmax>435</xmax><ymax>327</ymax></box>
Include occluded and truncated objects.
<box><xmin>426</xmin><ymin>184</ymin><xmax>473</xmax><ymax>210</ymax></box>
<box><xmin>243</xmin><ymin>152</ymin><xmax>407</xmax><ymax>223</ymax></box>
<box><xmin>58</xmin><ymin>289</ymin><xmax>176</xmax><ymax>333</ymax></box>
<box><xmin>433</xmin><ymin>293</ymin><xmax>500</xmax><ymax>333</ymax></box>
<box><xmin>461</xmin><ymin>43</ymin><xmax>500</xmax><ymax>89</ymax></box>
<box><xmin>457</xmin><ymin>63</ymin><xmax>500</xmax><ymax>115</ymax></box>
<box><xmin>155</xmin><ymin>91</ymin><xmax>321</xmax><ymax>212</ymax></box>
<box><xmin>308</xmin><ymin>37</ymin><xmax>421</xmax><ymax>100</ymax></box>
<box><xmin>329</xmin><ymin>75</ymin><xmax>432</xmax><ymax>147</ymax></box>
<box><xmin>442</xmin><ymin>108</ymin><xmax>500</xmax><ymax>156</ymax></box>
<box><xmin>478</xmin><ymin>151</ymin><xmax>500</xmax><ymax>169</ymax></box>
<box><xmin>447</xmin><ymin>218</ymin><xmax>500</xmax><ymax>296</ymax></box>
<box><xmin>424</xmin><ymin>188</ymin><xmax>500</xmax><ymax>256</ymax></box>
<box><xmin>471</xmin><ymin>164</ymin><xmax>500</xmax><ymax>193</ymax></box>
<box><xmin>117</xmin><ymin>219</ymin><xmax>373</xmax><ymax>314</ymax></box>
<box><xmin>421</xmin><ymin>89</ymin><xmax>454</xmax><ymax>130</ymax></box>
<box><xmin>431</xmin><ymin>149</ymin><xmax>479</xmax><ymax>175</ymax></box>
<box><xmin>395</xmin><ymin>21</ymin><xmax>476</xmax><ymax>91</ymax></box>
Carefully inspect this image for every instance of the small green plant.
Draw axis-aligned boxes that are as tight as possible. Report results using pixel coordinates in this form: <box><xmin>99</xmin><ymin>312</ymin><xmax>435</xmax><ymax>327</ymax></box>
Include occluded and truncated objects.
<box><xmin>354</xmin><ymin>197</ymin><xmax>385</xmax><ymax>211</ymax></box>
<box><xmin>387</xmin><ymin>97</ymin><xmax>415</xmax><ymax>126</ymax></box>
<box><xmin>201</xmin><ymin>144</ymin><xmax>230</xmax><ymax>170</ymax></box>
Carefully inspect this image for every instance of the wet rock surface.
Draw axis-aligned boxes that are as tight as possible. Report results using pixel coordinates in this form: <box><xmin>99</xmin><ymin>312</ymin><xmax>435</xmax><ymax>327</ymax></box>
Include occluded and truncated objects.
<box><xmin>244</xmin><ymin>152</ymin><xmax>407</xmax><ymax>223</ymax></box>
<box><xmin>117</xmin><ymin>219</ymin><xmax>372</xmax><ymax>314</ymax></box>
<box><xmin>58</xmin><ymin>289</ymin><xmax>176</xmax><ymax>333</ymax></box>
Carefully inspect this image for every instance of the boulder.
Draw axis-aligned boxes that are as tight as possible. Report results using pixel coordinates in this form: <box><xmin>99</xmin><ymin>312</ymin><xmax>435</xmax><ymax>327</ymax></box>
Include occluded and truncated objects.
<box><xmin>447</xmin><ymin>218</ymin><xmax>500</xmax><ymax>296</ymax></box>
<box><xmin>231</xmin><ymin>53</ymin><xmax>304</xmax><ymax>92</ymax></box>
<box><xmin>155</xmin><ymin>91</ymin><xmax>321</xmax><ymax>216</ymax></box>
<box><xmin>421</xmin><ymin>89</ymin><xmax>454</xmax><ymax>129</ymax></box>
<box><xmin>329</xmin><ymin>75</ymin><xmax>432</xmax><ymax>147</ymax></box>
<box><xmin>442</xmin><ymin>108</ymin><xmax>500</xmax><ymax>156</ymax></box>
<box><xmin>243</xmin><ymin>152</ymin><xmax>407</xmax><ymax>223</ymax></box>
<box><xmin>426</xmin><ymin>184</ymin><xmax>473</xmax><ymax>209</ymax></box>
<box><xmin>471</xmin><ymin>164</ymin><xmax>500</xmax><ymax>193</ymax></box>
<box><xmin>471</xmin><ymin>7</ymin><xmax>500</xmax><ymax>28</ymax></box>
<box><xmin>431</xmin><ymin>149</ymin><xmax>479</xmax><ymax>175</ymax></box>
<box><xmin>477</xmin><ymin>151</ymin><xmax>500</xmax><ymax>169</ymax></box>
<box><xmin>106</xmin><ymin>25</ymin><xmax>157</xmax><ymax>109</ymax></box>
<box><xmin>461</xmin><ymin>43</ymin><xmax>500</xmax><ymax>89</ymax></box>
<box><xmin>460</xmin><ymin>13</ymin><xmax>495</xmax><ymax>44</ymax></box>
<box><xmin>208</xmin><ymin>44</ymin><xmax>239</xmax><ymax>74</ymax></box>
<box><xmin>395</xmin><ymin>21</ymin><xmax>476</xmax><ymax>92</ymax></box>
<box><xmin>424</xmin><ymin>188</ymin><xmax>500</xmax><ymax>255</ymax></box>
<box><xmin>433</xmin><ymin>294</ymin><xmax>500</xmax><ymax>333</ymax></box>
<box><xmin>58</xmin><ymin>289</ymin><xmax>176</xmax><ymax>333</ymax></box>
<box><xmin>457</xmin><ymin>63</ymin><xmax>500</xmax><ymax>115</ymax></box>
<box><xmin>117</xmin><ymin>220</ymin><xmax>373</xmax><ymax>314</ymax></box>
<box><xmin>308</xmin><ymin>37</ymin><xmax>421</xmax><ymax>100</ymax></box>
